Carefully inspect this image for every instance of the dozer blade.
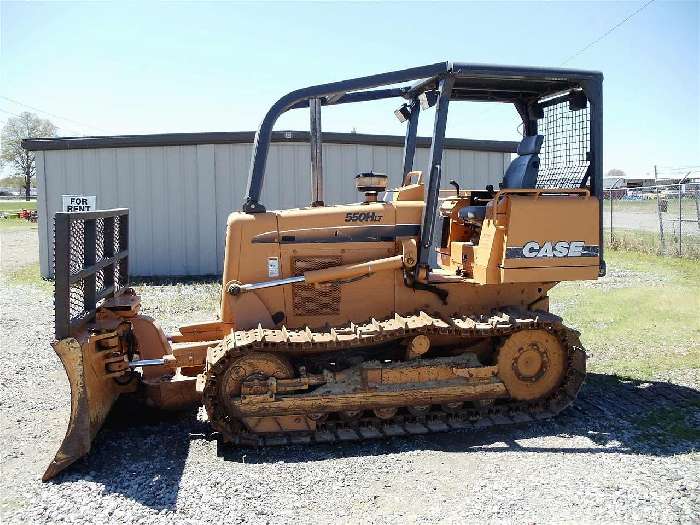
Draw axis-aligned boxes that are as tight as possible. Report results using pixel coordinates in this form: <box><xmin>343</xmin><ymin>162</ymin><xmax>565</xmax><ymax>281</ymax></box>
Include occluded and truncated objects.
<box><xmin>43</xmin><ymin>336</ymin><xmax>133</xmax><ymax>481</ymax></box>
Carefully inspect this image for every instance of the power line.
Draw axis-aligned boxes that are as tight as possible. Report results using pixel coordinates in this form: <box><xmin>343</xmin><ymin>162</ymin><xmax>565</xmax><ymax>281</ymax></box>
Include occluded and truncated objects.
<box><xmin>657</xmin><ymin>165</ymin><xmax>700</xmax><ymax>171</ymax></box>
<box><xmin>560</xmin><ymin>0</ymin><xmax>657</xmax><ymax>65</ymax></box>
<box><xmin>0</xmin><ymin>94</ymin><xmax>110</xmax><ymax>134</ymax></box>
<box><xmin>0</xmin><ymin>107</ymin><xmax>83</xmax><ymax>136</ymax></box>
<box><xmin>474</xmin><ymin>1</ymin><xmax>655</xmax><ymax>121</ymax></box>
<box><xmin>0</xmin><ymin>107</ymin><xmax>24</xmax><ymax>119</ymax></box>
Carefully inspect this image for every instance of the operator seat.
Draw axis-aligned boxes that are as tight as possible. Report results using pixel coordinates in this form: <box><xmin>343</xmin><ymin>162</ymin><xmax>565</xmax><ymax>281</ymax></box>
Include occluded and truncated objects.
<box><xmin>502</xmin><ymin>134</ymin><xmax>544</xmax><ymax>190</ymax></box>
<box><xmin>458</xmin><ymin>134</ymin><xmax>544</xmax><ymax>222</ymax></box>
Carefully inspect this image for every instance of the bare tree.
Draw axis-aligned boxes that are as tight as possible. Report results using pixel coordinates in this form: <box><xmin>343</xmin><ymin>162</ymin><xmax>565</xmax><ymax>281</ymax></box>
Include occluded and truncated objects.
<box><xmin>1</xmin><ymin>112</ymin><xmax>57</xmax><ymax>201</ymax></box>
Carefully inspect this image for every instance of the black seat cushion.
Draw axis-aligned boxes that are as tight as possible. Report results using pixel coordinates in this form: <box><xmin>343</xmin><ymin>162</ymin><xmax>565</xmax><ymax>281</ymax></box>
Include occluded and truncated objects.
<box><xmin>502</xmin><ymin>135</ymin><xmax>544</xmax><ymax>189</ymax></box>
<box><xmin>517</xmin><ymin>135</ymin><xmax>544</xmax><ymax>155</ymax></box>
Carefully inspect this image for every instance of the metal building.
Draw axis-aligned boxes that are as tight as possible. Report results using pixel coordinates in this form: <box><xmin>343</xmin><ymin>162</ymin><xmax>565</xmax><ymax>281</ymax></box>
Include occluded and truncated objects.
<box><xmin>24</xmin><ymin>131</ymin><xmax>516</xmax><ymax>277</ymax></box>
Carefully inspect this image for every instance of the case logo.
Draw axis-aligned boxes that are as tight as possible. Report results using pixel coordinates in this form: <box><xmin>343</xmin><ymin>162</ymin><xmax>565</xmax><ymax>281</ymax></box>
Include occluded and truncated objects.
<box><xmin>506</xmin><ymin>241</ymin><xmax>599</xmax><ymax>259</ymax></box>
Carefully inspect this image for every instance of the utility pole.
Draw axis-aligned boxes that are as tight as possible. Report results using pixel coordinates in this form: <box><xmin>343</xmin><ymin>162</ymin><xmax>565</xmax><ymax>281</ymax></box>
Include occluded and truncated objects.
<box><xmin>655</xmin><ymin>165</ymin><xmax>664</xmax><ymax>253</ymax></box>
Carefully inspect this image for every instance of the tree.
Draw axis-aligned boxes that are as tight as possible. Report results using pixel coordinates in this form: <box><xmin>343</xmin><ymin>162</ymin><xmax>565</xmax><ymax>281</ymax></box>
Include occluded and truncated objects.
<box><xmin>1</xmin><ymin>112</ymin><xmax>57</xmax><ymax>200</ymax></box>
<box><xmin>606</xmin><ymin>168</ymin><xmax>626</xmax><ymax>179</ymax></box>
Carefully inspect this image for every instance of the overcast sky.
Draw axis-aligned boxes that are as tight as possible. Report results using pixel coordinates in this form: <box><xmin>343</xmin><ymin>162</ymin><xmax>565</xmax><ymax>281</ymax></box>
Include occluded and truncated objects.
<box><xmin>1</xmin><ymin>1</ymin><xmax>698</xmax><ymax>180</ymax></box>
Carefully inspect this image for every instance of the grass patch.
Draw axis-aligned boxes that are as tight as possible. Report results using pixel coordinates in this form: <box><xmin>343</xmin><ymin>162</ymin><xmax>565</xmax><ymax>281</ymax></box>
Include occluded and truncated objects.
<box><xmin>601</xmin><ymin>248</ymin><xmax>700</xmax><ymax>282</ymax></box>
<box><xmin>0</xmin><ymin>201</ymin><xmax>37</xmax><ymax>231</ymax></box>
<box><xmin>550</xmin><ymin>250</ymin><xmax>700</xmax><ymax>381</ymax></box>
<box><xmin>0</xmin><ymin>200</ymin><xmax>37</xmax><ymax>212</ymax></box>
<box><xmin>606</xmin><ymin>229</ymin><xmax>700</xmax><ymax>259</ymax></box>
<box><xmin>633</xmin><ymin>400</ymin><xmax>700</xmax><ymax>444</ymax></box>
<box><xmin>4</xmin><ymin>263</ymin><xmax>52</xmax><ymax>291</ymax></box>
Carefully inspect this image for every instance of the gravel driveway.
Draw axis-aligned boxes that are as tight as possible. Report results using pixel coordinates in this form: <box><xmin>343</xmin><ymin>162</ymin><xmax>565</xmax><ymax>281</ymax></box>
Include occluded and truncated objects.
<box><xmin>0</xmin><ymin>247</ymin><xmax>698</xmax><ymax>523</ymax></box>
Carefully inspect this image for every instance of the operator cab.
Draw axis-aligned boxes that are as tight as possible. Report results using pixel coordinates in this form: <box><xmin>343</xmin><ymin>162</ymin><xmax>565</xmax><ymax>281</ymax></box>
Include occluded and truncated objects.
<box><xmin>242</xmin><ymin>62</ymin><xmax>604</xmax><ymax>283</ymax></box>
<box><xmin>436</xmin><ymin>133</ymin><xmax>552</xmax><ymax>278</ymax></box>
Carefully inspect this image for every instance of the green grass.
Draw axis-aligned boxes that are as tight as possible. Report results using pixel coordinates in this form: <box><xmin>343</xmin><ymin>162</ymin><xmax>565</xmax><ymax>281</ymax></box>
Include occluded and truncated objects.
<box><xmin>0</xmin><ymin>200</ymin><xmax>37</xmax><ymax>212</ymax></box>
<box><xmin>0</xmin><ymin>200</ymin><xmax>37</xmax><ymax>231</ymax></box>
<box><xmin>605</xmin><ymin>229</ymin><xmax>700</xmax><ymax>259</ymax></box>
<box><xmin>4</xmin><ymin>262</ymin><xmax>52</xmax><ymax>291</ymax></box>
<box><xmin>551</xmin><ymin>250</ymin><xmax>700</xmax><ymax>381</ymax></box>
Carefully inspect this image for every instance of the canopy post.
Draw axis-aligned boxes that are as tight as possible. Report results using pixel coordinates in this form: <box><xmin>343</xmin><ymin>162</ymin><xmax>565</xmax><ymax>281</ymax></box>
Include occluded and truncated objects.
<box><xmin>416</xmin><ymin>76</ymin><xmax>455</xmax><ymax>276</ymax></box>
<box><xmin>401</xmin><ymin>99</ymin><xmax>421</xmax><ymax>184</ymax></box>
<box><xmin>310</xmin><ymin>98</ymin><xmax>324</xmax><ymax>207</ymax></box>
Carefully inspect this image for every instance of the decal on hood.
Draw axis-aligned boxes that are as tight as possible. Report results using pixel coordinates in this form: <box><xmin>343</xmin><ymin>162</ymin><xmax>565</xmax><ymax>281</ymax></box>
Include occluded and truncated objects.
<box><xmin>505</xmin><ymin>241</ymin><xmax>599</xmax><ymax>259</ymax></box>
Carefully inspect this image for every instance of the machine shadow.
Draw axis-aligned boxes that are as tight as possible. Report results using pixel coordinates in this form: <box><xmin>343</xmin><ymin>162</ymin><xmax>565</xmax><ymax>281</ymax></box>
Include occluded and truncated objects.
<box><xmin>48</xmin><ymin>373</ymin><xmax>699</xmax><ymax>511</ymax></box>
<box><xmin>48</xmin><ymin>403</ymin><xmax>208</xmax><ymax>511</ymax></box>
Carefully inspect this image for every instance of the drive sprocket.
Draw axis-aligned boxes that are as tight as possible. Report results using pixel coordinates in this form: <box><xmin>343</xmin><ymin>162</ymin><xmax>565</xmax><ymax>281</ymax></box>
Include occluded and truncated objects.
<box><xmin>497</xmin><ymin>328</ymin><xmax>566</xmax><ymax>400</ymax></box>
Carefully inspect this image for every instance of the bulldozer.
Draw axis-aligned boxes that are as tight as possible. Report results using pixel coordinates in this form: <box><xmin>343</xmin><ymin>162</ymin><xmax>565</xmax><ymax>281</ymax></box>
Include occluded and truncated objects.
<box><xmin>44</xmin><ymin>62</ymin><xmax>603</xmax><ymax>481</ymax></box>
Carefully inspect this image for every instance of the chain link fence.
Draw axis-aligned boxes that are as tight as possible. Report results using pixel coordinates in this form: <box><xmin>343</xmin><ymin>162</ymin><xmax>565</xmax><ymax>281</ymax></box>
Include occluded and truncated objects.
<box><xmin>604</xmin><ymin>182</ymin><xmax>700</xmax><ymax>258</ymax></box>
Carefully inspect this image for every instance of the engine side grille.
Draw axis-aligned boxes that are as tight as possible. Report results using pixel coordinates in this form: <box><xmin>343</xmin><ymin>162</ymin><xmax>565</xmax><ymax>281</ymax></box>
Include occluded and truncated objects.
<box><xmin>291</xmin><ymin>256</ymin><xmax>342</xmax><ymax>316</ymax></box>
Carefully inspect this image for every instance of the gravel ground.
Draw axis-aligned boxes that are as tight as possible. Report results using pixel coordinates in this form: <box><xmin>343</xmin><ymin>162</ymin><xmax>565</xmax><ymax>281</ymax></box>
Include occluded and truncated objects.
<box><xmin>0</xmin><ymin>227</ymin><xmax>40</xmax><ymax>272</ymax></box>
<box><xmin>1</xmin><ymin>232</ymin><xmax>698</xmax><ymax>524</ymax></box>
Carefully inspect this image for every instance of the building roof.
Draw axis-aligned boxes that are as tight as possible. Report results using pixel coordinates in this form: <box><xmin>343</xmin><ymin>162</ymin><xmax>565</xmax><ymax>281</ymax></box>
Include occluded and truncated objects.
<box><xmin>22</xmin><ymin>130</ymin><xmax>518</xmax><ymax>153</ymax></box>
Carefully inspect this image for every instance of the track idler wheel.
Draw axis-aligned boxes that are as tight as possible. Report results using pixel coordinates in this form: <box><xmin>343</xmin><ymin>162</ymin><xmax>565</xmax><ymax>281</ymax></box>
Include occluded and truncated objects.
<box><xmin>220</xmin><ymin>353</ymin><xmax>294</xmax><ymax>417</ymax></box>
<box><xmin>497</xmin><ymin>329</ymin><xmax>566</xmax><ymax>401</ymax></box>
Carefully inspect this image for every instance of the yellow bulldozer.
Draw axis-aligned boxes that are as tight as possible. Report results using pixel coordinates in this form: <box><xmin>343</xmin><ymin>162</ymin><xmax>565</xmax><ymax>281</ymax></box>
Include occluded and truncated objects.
<box><xmin>44</xmin><ymin>62</ymin><xmax>603</xmax><ymax>480</ymax></box>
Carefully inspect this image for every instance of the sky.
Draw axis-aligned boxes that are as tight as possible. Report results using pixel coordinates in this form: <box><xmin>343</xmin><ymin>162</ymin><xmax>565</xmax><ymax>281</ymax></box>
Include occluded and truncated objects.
<box><xmin>1</xmin><ymin>0</ymin><xmax>698</xmax><ymax>180</ymax></box>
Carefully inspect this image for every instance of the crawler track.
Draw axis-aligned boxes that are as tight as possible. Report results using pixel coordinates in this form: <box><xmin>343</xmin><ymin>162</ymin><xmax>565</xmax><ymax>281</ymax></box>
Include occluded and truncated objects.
<box><xmin>202</xmin><ymin>309</ymin><xmax>586</xmax><ymax>445</ymax></box>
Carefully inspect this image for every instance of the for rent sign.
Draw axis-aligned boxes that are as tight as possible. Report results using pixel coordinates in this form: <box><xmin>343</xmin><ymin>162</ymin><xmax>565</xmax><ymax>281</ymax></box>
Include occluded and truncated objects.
<box><xmin>62</xmin><ymin>195</ymin><xmax>97</xmax><ymax>212</ymax></box>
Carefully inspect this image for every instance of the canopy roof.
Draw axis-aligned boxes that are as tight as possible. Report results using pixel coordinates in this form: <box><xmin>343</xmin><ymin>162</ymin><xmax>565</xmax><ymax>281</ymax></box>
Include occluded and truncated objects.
<box><xmin>409</xmin><ymin>62</ymin><xmax>603</xmax><ymax>103</ymax></box>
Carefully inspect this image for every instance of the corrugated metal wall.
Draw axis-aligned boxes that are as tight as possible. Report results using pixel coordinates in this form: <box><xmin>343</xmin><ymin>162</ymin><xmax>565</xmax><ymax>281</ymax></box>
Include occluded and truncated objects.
<box><xmin>37</xmin><ymin>141</ymin><xmax>510</xmax><ymax>277</ymax></box>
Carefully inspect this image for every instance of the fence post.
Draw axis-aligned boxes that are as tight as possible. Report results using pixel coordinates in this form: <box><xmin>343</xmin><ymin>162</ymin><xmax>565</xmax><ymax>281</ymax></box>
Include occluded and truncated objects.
<box><xmin>609</xmin><ymin>190</ymin><xmax>614</xmax><ymax>243</ymax></box>
<box><xmin>695</xmin><ymin>183</ymin><xmax>700</xmax><ymax>229</ymax></box>
<box><xmin>678</xmin><ymin>182</ymin><xmax>682</xmax><ymax>257</ymax></box>
<box><xmin>654</xmin><ymin>165</ymin><xmax>665</xmax><ymax>254</ymax></box>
